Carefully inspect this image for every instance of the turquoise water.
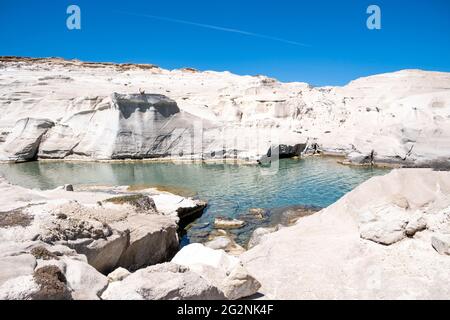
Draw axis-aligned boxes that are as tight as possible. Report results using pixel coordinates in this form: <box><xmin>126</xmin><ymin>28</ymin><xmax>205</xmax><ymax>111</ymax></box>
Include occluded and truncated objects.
<box><xmin>0</xmin><ymin>157</ymin><xmax>389</xmax><ymax>245</ymax></box>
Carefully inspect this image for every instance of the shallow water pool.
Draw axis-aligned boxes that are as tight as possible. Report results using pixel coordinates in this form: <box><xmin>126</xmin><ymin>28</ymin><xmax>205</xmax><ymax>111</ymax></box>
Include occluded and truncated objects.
<box><xmin>0</xmin><ymin>157</ymin><xmax>389</xmax><ymax>245</ymax></box>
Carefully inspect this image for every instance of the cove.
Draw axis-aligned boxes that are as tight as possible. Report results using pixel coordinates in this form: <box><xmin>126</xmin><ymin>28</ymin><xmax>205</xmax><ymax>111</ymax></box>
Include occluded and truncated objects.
<box><xmin>0</xmin><ymin>157</ymin><xmax>389</xmax><ymax>246</ymax></box>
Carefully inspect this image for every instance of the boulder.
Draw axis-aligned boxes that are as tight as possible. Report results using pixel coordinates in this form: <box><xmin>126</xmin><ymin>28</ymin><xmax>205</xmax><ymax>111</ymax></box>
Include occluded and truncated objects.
<box><xmin>172</xmin><ymin>244</ymin><xmax>260</xmax><ymax>299</ymax></box>
<box><xmin>63</xmin><ymin>258</ymin><xmax>108</xmax><ymax>300</ymax></box>
<box><xmin>258</xmin><ymin>143</ymin><xmax>306</xmax><ymax>163</ymax></box>
<box><xmin>267</xmin><ymin>144</ymin><xmax>306</xmax><ymax>159</ymax></box>
<box><xmin>38</xmin><ymin>216</ymin><xmax>114</xmax><ymax>243</ymax></box>
<box><xmin>152</xmin><ymin>193</ymin><xmax>204</xmax><ymax>217</ymax></box>
<box><xmin>107</xmin><ymin>267</ymin><xmax>130</xmax><ymax>282</ymax></box>
<box><xmin>101</xmin><ymin>262</ymin><xmax>225</xmax><ymax>300</ymax></box>
<box><xmin>67</xmin><ymin>231</ymin><xmax>129</xmax><ymax>274</ymax></box>
<box><xmin>172</xmin><ymin>243</ymin><xmax>240</xmax><ymax>271</ymax></box>
<box><xmin>1</xmin><ymin>118</ymin><xmax>54</xmax><ymax>162</ymax></box>
<box><xmin>0</xmin><ymin>241</ymin><xmax>108</xmax><ymax>300</ymax></box>
<box><xmin>176</xmin><ymin>200</ymin><xmax>208</xmax><ymax>226</ymax></box>
<box><xmin>63</xmin><ymin>184</ymin><xmax>74</xmax><ymax>192</ymax></box>
<box><xmin>270</xmin><ymin>205</ymin><xmax>320</xmax><ymax>226</ymax></box>
<box><xmin>115</xmin><ymin>214</ymin><xmax>179</xmax><ymax>271</ymax></box>
<box><xmin>220</xmin><ymin>264</ymin><xmax>261</xmax><ymax>300</ymax></box>
<box><xmin>214</xmin><ymin>218</ymin><xmax>245</xmax><ymax>229</ymax></box>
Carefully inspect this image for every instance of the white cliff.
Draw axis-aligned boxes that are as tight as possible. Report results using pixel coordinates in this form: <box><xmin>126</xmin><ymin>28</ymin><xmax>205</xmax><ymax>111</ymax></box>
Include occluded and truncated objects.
<box><xmin>0</xmin><ymin>57</ymin><xmax>449</xmax><ymax>166</ymax></box>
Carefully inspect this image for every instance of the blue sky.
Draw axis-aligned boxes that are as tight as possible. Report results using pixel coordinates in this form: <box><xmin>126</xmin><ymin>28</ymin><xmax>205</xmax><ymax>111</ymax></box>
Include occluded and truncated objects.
<box><xmin>0</xmin><ymin>0</ymin><xmax>449</xmax><ymax>86</ymax></box>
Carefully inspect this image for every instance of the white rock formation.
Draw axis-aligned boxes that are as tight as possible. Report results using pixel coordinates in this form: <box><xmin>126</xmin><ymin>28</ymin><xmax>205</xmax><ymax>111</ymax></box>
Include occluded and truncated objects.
<box><xmin>0</xmin><ymin>57</ymin><xmax>449</xmax><ymax>166</ymax></box>
<box><xmin>0</xmin><ymin>241</ymin><xmax>107</xmax><ymax>300</ymax></box>
<box><xmin>0</xmin><ymin>177</ymin><xmax>206</xmax><ymax>274</ymax></box>
<box><xmin>172</xmin><ymin>243</ymin><xmax>261</xmax><ymax>299</ymax></box>
<box><xmin>101</xmin><ymin>262</ymin><xmax>225</xmax><ymax>300</ymax></box>
<box><xmin>241</xmin><ymin>169</ymin><xmax>450</xmax><ymax>299</ymax></box>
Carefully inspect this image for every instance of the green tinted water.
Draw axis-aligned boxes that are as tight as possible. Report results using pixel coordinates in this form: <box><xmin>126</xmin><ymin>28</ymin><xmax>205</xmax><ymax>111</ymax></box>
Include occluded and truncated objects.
<box><xmin>0</xmin><ymin>157</ymin><xmax>389</xmax><ymax>245</ymax></box>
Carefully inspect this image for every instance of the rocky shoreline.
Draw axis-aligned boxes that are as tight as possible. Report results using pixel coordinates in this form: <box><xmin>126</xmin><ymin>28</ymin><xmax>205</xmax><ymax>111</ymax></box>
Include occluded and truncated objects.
<box><xmin>0</xmin><ymin>177</ymin><xmax>261</xmax><ymax>299</ymax></box>
<box><xmin>242</xmin><ymin>168</ymin><xmax>450</xmax><ymax>299</ymax></box>
<box><xmin>1</xmin><ymin>167</ymin><xmax>449</xmax><ymax>299</ymax></box>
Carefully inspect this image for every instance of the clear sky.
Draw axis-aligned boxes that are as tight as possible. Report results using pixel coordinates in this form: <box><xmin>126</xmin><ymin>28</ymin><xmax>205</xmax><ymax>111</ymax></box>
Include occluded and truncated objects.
<box><xmin>1</xmin><ymin>0</ymin><xmax>449</xmax><ymax>86</ymax></box>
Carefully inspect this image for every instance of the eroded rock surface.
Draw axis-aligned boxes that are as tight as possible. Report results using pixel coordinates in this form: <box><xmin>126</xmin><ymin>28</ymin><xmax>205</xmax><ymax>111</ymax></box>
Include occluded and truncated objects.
<box><xmin>101</xmin><ymin>262</ymin><xmax>225</xmax><ymax>300</ymax></box>
<box><xmin>1</xmin><ymin>118</ymin><xmax>54</xmax><ymax>162</ymax></box>
<box><xmin>0</xmin><ymin>241</ymin><xmax>107</xmax><ymax>300</ymax></box>
<box><xmin>0</xmin><ymin>177</ymin><xmax>208</xmax><ymax>300</ymax></box>
<box><xmin>1</xmin><ymin>57</ymin><xmax>449</xmax><ymax>166</ymax></box>
<box><xmin>172</xmin><ymin>243</ymin><xmax>260</xmax><ymax>299</ymax></box>
<box><xmin>242</xmin><ymin>169</ymin><xmax>450</xmax><ymax>299</ymax></box>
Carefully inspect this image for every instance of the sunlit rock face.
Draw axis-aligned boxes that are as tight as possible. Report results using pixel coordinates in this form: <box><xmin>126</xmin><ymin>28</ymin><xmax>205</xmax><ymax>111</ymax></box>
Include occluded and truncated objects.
<box><xmin>37</xmin><ymin>93</ymin><xmax>206</xmax><ymax>160</ymax></box>
<box><xmin>1</xmin><ymin>118</ymin><xmax>54</xmax><ymax>162</ymax></box>
<box><xmin>1</xmin><ymin>57</ymin><xmax>450</xmax><ymax>165</ymax></box>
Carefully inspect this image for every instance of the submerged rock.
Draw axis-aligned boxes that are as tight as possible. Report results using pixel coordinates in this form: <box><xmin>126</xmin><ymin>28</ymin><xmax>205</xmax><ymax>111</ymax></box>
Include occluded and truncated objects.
<box><xmin>247</xmin><ymin>208</ymin><xmax>266</xmax><ymax>219</ymax></box>
<box><xmin>214</xmin><ymin>218</ymin><xmax>245</xmax><ymax>229</ymax></box>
